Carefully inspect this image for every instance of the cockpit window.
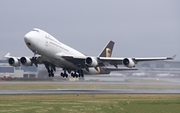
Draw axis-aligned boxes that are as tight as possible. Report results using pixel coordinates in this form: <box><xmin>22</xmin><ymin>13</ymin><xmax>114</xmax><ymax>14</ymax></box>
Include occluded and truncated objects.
<box><xmin>32</xmin><ymin>29</ymin><xmax>39</xmax><ymax>32</ymax></box>
<box><xmin>26</xmin><ymin>42</ymin><xmax>31</xmax><ymax>46</ymax></box>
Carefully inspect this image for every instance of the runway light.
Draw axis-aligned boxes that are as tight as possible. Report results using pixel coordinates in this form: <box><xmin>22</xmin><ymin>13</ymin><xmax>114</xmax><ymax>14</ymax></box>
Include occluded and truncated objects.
<box><xmin>156</xmin><ymin>78</ymin><xmax>159</xmax><ymax>81</ymax></box>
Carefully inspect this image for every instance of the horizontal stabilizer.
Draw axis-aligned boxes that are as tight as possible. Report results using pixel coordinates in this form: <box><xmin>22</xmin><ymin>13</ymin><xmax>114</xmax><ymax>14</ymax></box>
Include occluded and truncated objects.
<box><xmin>4</xmin><ymin>53</ymin><xmax>11</xmax><ymax>58</ymax></box>
<box><xmin>167</xmin><ymin>55</ymin><xmax>176</xmax><ymax>60</ymax></box>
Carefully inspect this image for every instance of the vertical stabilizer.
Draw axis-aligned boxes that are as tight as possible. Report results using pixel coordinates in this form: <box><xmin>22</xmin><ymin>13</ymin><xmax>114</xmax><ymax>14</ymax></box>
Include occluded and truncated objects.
<box><xmin>98</xmin><ymin>41</ymin><xmax>114</xmax><ymax>57</ymax></box>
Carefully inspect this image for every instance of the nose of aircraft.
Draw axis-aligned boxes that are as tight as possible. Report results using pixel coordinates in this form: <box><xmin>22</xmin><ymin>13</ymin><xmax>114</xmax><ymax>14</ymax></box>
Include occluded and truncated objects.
<box><xmin>24</xmin><ymin>32</ymin><xmax>31</xmax><ymax>42</ymax></box>
<box><xmin>24</xmin><ymin>29</ymin><xmax>41</xmax><ymax>53</ymax></box>
<box><xmin>24</xmin><ymin>32</ymin><xmax>32</xmax><ymax>46</ymax></box>
<box><xmin>24</xmin><ymin>30</ymin><xmax>40</xmax><ymax>47</ymax></box>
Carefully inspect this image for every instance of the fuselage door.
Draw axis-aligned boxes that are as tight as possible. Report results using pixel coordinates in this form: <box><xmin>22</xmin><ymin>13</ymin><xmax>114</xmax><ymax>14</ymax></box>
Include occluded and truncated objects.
<box><xmin>45</xmin><ymin>35</ymin><xmax>50</xmax><ymax>46</ymax></box>
<box><xmin>46</xmin><ymin>40</ymin><xmax>49</xmax><ymax>46</ymax></box>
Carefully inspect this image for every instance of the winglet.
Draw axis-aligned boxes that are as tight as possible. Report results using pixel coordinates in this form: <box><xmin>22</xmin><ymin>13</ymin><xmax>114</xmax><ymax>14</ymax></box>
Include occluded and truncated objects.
<box><xmin>4</xmin><ymin>53</ymin><xmax>11</xmax><ymax>58</ymax></box>
<box><xmin>167</xmin><ymin>55</ymin><xmax>176</xmax><ymax>60</ymax></box>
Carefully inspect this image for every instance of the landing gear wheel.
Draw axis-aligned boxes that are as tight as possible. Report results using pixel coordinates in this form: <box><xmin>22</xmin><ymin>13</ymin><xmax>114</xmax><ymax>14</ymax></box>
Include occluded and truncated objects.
<box><xmin>61</xmin><ymin>72</ymin><xmax>68</xmax><ymax>78</ymax></box>
<box><xmin>52</xmin><ymin>73</ymin><xmax>54</xmax><ymax>77</ymax></box>
<box><xmin>48</xmin><ymin>72</ymin><xmax>54</xmax><ymax>77</ymax></box>
<box><xmin>71</xmin><ymin>73</ymin><xmax>74</xmax><ymax>78</ymax></box>
<box><xmin>45</xmin><ymin>64</ymin><xmax>56</xmax><ymax>78</ymax></box>
<box><xmin>61</xmin><ymin>73</ymin><xmax>64</xmax><ymax>77</ymax></box>
<box><xmin>77</xmin><ymin>69</ymin><xmax>84</xmax><ymax>77</ymax></box>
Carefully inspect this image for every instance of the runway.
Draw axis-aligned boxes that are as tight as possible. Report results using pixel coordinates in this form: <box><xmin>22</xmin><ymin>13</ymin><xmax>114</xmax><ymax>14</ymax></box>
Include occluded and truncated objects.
<box><xmin>0</xmin><ymin>89</ymin><xmax>180</xmax><ymax>95</ymax></box>
<box><xmin>0</xmin><ymin>77</ymin><xmax>179</xmax><ymax>95</ymax></box>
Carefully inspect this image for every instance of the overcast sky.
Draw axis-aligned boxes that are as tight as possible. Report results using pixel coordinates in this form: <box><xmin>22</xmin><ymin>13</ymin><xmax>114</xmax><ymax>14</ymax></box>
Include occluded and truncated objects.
<box><xmin>0</xmin><ymin>0</ymin><xmax>179</xmax><ymax>60</ymax></box>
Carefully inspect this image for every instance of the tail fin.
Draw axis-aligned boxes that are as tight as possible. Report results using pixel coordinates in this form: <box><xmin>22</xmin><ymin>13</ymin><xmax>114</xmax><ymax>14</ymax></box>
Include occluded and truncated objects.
<box><xmin>98</xmin><ymin>41</ymin><xmax>114</xmax><ymax>57</ymax></box>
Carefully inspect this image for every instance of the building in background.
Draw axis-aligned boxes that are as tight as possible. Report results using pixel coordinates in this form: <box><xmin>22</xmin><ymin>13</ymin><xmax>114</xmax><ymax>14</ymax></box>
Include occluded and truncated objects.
<box><xmin>0</xmin><ymin>60</ymin><xmax>37</xmax><ymax>78</ymax></box>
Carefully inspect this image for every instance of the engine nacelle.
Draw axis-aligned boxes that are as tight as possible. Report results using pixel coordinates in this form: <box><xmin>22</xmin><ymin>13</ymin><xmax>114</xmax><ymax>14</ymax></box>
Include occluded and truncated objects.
<box><xmin>85</xmin><ymin>57</ymin><xmax>98</xmax><ymax>67</ymax></box>
<box><xmin>20</xmin><ymin>57</ymin><xmax>32</xmax><ymax>66</ymax></box>
<box><xmin>122</xmin><ymin>58</ymin><xmax>135</xmax><ymax>68</ymax></box>
<box><xmin>8</xmin><ymin>57</ymin><xmax>20</xmax><ymax>67</ymax></box>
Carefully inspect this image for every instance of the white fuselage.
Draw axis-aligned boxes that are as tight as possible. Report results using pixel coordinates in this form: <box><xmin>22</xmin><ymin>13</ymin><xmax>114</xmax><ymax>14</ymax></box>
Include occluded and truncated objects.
<box><xmin>24</xmin><ymin>28</ymin><xmax>98</xmax><ymax>74</ymax></box>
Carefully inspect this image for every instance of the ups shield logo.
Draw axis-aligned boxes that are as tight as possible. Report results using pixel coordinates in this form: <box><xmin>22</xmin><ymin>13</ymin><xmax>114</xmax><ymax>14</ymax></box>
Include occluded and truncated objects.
<box><xmin>106</xmin><ymin>48</ymin><xmax>111</xmax><ymax>57</ymax></box>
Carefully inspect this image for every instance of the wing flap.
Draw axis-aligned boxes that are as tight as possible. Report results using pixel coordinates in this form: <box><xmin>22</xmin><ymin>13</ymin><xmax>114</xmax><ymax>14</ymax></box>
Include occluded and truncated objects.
<box><xmin>98</xmin><ymin>57</ymin><xmax>124</xmax><ymax>66</ymax></box>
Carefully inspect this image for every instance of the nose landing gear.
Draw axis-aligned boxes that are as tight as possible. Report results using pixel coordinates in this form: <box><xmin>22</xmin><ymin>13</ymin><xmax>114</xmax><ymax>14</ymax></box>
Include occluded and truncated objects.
<box><xmin>45</xmin><ymin>63</ymin><xmax>55</xmax><ymax>77</ymax></box>
<box><xmin>48</xmin><ymin>69</ymin><xmax>54</xmax><ymax>77</ymax></box>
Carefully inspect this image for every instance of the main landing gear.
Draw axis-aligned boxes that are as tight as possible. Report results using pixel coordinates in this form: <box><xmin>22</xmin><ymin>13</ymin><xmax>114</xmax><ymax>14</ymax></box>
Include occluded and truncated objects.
<box><xmin>61</xmin><ymin>70</ymin><xmax>68</xmax><ymax>78</ymax></box>
<box><xmin>44</xmin><ymin>63</ymin><xmax>84</xmax><ymax>78</ymax></box>
<box><xmin>61</xmin><ymin>69</ymin><xmax>84</xmax><ymax>78</ymax></box>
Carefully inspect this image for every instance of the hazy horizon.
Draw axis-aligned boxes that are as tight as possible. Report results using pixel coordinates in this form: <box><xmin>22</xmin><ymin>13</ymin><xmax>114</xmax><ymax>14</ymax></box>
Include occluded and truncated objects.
<box><xmin>0</xmin><ymin>1</ymin><xmax>179</xmax><ymax>60</ymax></box>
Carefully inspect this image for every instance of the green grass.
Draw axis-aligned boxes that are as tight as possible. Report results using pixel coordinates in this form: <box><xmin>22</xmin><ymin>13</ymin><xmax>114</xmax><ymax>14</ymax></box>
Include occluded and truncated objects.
<box><xmin>0</xmin><ymin>94</ymin><xmax>180</xmax><ymax>113</ymax></box>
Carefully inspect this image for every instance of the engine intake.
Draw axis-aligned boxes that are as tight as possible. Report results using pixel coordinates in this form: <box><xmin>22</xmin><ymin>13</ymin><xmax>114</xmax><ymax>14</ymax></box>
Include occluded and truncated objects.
<box><xmin>122</xmin><ymin>58</ymin><xmax>135</xmax><ymax>68</ymax></box>
<box><xmin>20</xmin><ymin>57</ymin><xmax>32</xmax><ymax>66</ymax></box>
<box><xmin>85</xmin><ymin>57</ymin><xmax>98</xmax><ymax>67</ymax></box>
<box><xmin>8</xmin><ymin>57</ymin><xmax>20</xmax><ymax>67</ymax></box>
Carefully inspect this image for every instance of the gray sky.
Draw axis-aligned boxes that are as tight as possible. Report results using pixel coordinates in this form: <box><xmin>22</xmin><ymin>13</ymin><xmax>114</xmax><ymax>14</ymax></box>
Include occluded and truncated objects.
<box><xmin>0</xmin><ymin>0</ymin><xmax>180</xmax><ymax>60</ymax></box>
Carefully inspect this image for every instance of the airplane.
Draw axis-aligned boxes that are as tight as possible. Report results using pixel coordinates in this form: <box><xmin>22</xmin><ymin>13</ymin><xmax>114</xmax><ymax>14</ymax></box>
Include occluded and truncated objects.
<box><xmin>5</xmin><ymin>39</ymin><xmax>137</xmax><ymax>77</ymax></box>
<box><xmin>4</xmin><ymin>28</ymin><xmax>176</xmax><ymax>78</ymax></box>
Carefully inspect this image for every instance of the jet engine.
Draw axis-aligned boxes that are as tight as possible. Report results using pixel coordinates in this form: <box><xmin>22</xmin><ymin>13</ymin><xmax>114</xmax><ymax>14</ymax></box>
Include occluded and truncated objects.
<box><xmin>8</xmin><ymin>57</ymin><xmax>20</xmax><ymax>67</ymax></box>
<box><xmin>122</xmin><ymin>58</ymin><xmax>135</xmax><ymax>68</ymax></box>
<box><xmin>20</xmin><ymin>57</ymin><xmax>32</xmax><ymax>66</ymax></box>
<box><xmin>85</xmin><ymin>57</ymin><xmax>98</xmax><ymax>67</ymax></box>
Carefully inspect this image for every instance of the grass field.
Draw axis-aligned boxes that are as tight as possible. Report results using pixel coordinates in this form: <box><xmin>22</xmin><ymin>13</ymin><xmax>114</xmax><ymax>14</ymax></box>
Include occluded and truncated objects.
<box><xmin>0</xmin><ymin>94</ymin><xmax>180</xmax><ymax>113</ymax></box>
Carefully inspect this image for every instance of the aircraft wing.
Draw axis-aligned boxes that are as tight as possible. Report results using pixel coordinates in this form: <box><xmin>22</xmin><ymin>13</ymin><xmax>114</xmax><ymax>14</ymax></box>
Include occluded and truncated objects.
<box><xmin>130</xmin><ymin>55</ymin><xmax>176</xmax><ymax>61</ymax></box>
<box><xmin>61</xmin><ymin>54</ymin><xmax>176</xmax><ymax>68</ymax></box>
<box><xmin>61</xmin><ymin>55</ymin><xmax>87</xmax><ymax>66</ymax></box>
<box><xmin>4</xmin><ymin>53</ymin><xmax>44</xmax><ymax>67</ymax></box>
<box><xmin>4</xmin><ymin>53</ymin><xmax>21</xmax><ymax>59</ymax></box>
<box><xmin>98</xmin><ymin>55</ymin><xmax>176</xmax><ymax>65</ymax></box>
